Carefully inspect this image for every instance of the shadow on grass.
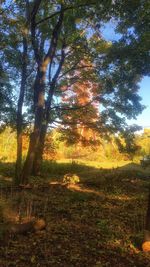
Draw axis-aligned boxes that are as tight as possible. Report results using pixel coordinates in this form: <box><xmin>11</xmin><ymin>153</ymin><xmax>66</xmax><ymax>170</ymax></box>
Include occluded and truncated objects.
<box><xmin>42</xmin><ymin>160</ymin><xmax>142</xmax><ymax>176</ymax></box>
<box><xmin>0</xmin><ymin>159</ymin><xmax>149</xmax><ymax>182</ymax></box>
<box><xmin>0</xmin><ymin>160</ymin><xmax>150</xmax><ymax>263</ymax></box>
<box><xmin>118</xmin><ymin>162</ymin><xmax>141</xmax><ymax>169</ymax></box>
<box><xmin>0</xmin><ymin>161</ymin><xmax>15</xmax><ymax>178</ymax></box>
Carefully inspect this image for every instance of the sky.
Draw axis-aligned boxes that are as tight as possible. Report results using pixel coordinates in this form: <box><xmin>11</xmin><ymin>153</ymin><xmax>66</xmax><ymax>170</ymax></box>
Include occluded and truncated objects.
<box><xmin>133</xmin><ymin>76</ymin><xmax>150</xmax><ymax>128</ymax></box>
<box><xmin>102</xmin><ymin>23</ymin><xmax>150</xmax><ymax>129</ymax></box>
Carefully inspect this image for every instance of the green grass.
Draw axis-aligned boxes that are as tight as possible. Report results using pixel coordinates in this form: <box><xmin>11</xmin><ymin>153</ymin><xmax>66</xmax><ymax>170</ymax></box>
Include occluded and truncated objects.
<box><xmin>0</xmin><ymin>159</ymin><xmax>150</xmax><ymax>185</ymax></box>
<box><xmin>55</xmin><ymin>159</ymin><xmax>132</xmax><ymax>168</ymax></box>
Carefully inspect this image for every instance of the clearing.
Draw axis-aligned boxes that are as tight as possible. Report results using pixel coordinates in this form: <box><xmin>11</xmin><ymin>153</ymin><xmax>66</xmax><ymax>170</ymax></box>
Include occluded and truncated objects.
<box><xmin>0</xmin><ymin>160</ymin><xmax>150</xmax><ymax>267</ymax></box>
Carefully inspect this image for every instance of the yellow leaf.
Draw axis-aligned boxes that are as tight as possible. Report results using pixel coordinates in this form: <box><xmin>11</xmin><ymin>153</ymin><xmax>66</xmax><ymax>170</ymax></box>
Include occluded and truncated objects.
<box><xmin>31</xmin><ymin>255</ymin><xmax>36</xmax><ymax>263</ymax></box>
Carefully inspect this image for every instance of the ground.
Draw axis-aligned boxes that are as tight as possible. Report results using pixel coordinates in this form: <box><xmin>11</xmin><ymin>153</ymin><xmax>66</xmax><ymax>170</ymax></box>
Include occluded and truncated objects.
<box><xmin>0</xmin><ymin>160</ymin><xmax>150</xmax><ymax>267</ymax></box>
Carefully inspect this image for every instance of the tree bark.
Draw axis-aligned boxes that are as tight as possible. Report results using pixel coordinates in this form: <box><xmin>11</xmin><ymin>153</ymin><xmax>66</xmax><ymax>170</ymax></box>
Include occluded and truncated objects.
<box><xmin>32</xmin><ymin>123</ymin><xmax>47</xmax><ymax>176</ymax></box>
<box><xmin>144</xmin><ymin>187</ymin><xmax>150</xmax><ymax>242</ymax></box>
<box><xmin>20</xmin><ymin>5</ymin><xmax>64</xmax><ymax>184</ymax></box>
<box><xmin>32</xmin><ymin>41</ymin><xmax>65</xmax><ymax>175</ymax></box>
<box><xmin>21</xmin><ymin>66</ymin><xmax>45</xmax><ymax>184</ymax></box>
<box><xmin>15</xmin><ymin>36</ymin><xmax>27</xmax><ymax>185</ymax></box>
<box><xmin>142</xmin><ymin>187</ymin><xmax>150</xmax><ymax>251</ymax></box>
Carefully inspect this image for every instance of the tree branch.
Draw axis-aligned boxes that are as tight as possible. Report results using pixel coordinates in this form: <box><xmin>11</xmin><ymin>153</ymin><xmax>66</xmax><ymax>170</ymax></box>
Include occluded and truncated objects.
<box><xmin>44</xmin><ymin>7</ymin><xmax>64</xmax><ymax>64</ymax></box>
<box><xmin>52</xmin><ymin>120</ymin><xmax>100</xmax><ymax>129</ymax></box>
<box><xmin>59</xmin><ymin>64</ymin><xmax>93</xmax><ymax>80</ymax></box>
<box><xmin>51</xmin><ymin>95</ymin><xmax>101</xmax><ymax>111</ymax></box>
<box><xmin>52</xmin><ymin>42</ymin><xmax>66</xmax><ymax>84</ymax></box>
<box><xmin>36</xmin><ymin>2</ymin><xmax>96</xmax><ymax>26</ymax></box>
<box><xmin>31</xmin><ymin>0</ymin><xmax>42</xmax><ymax>19</ymax></box>
<box><xmin>45</xmin><ymin>40</ymin><xmax>66</xmax><ymax>121</ymax></box>
<box><xmin>30</xmin><ymin>0</ymin><xmax>42</xmax><ymax>64</ymax></box>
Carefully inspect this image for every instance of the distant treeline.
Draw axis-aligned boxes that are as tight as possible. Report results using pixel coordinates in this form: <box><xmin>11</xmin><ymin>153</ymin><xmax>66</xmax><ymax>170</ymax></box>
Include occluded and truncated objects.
<box><xmin>0</xmin><ymin>127</ymin><xmax>150</xmax><ymax>163</ymax></box>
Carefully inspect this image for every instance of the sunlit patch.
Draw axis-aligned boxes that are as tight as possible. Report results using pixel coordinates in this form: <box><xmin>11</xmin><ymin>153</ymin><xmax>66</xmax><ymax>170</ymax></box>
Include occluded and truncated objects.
<box><xmin>109</xmin><ymin>195</ymin><xmax>135</xmax><ymax>201</ymax></box>
<box><xmin>66</xmin><ymin>183</ymin><xmax>104</xmax><ymax>196</ymax></box>
<box><xmin>142</xmin><ymin>241</ymin><xmax>150</xmax><ymax>252</ymax></box>
<box><xmin>49</xmin><ymin>181</ymin><xmax>60</xmax><ymax>185</ymax></box>
<box><xmin>0</xmin><ymin>176</ymin><xmax>12</xmax><ymax>182</ymax></box>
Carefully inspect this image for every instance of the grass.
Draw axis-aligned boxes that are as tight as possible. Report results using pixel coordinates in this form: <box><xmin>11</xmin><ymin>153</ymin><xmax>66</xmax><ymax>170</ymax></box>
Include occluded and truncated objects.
<box><xmin>0</xmin><ymin>160</ymin><xmax>150</xmax><ymax>266</ymax></box>
<box><xmin>54</xmin><ymin>159</ymin><xmax>133</xmax><ymax>168</ymax></box>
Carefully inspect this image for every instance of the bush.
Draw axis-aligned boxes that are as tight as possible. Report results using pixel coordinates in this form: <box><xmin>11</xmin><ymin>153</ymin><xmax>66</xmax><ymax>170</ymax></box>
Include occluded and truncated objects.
<box><xmin>63</xmin><ymin>173</ymin><xmax>80</xmax><ymax>184</ymax></box>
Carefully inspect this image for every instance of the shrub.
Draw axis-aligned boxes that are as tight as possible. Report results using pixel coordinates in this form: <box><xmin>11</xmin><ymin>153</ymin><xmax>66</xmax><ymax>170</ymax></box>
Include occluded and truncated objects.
<box><xmin>63</xmin><ymin>173</ymin><xmax>80</xmax><ymax>184</ymax></box>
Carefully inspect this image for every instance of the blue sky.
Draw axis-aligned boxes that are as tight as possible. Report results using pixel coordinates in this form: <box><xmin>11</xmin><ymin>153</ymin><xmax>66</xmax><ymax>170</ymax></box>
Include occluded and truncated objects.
<box><xmin>133</xmin><ymin>76</ymin><xmax>150</xmax><ymax>128</ymax></box>
<box><xmin>102</xmin><ymin>23</ymin><xmax>150</xmax><ymax>129</ymax></box>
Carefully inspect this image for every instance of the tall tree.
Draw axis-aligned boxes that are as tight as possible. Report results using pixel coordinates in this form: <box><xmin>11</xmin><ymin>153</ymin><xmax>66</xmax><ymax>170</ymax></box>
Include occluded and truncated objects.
<box><xmin>15</xmin><ymin>6</ymin><xmax>28</xmax><ymax>184</ymax></box>
<box><xmin>21</xmin><ymin>0</ymin><xmax>65</xmax><ymax>182</ymax></box>
<box><xmin>1</xmin><ymin>0</ymin><xmax>147</xmax><ymax>184</ymax></box>
<box><xmin>111</xmin><ymin>0</ymin><xmax>150</xmax><ymax>249</ymax></box>
<box><xmin>21</xmin><ymin>0</ymin><xmax>107</xmax><ymax>180</ymax></box>
<box><xmin>0</xmin><ymin>1</ymin><xmax>32</xmax><ymax>184</ymax></box>
<box><xmin>57</xmin><ymin>59</ymin><xmax>100</xmax><ymax>146</ymax></box>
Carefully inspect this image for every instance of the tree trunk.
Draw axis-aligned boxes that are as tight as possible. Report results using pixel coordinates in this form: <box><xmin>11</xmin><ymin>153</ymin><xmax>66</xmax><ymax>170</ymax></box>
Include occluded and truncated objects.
<box><xmin>21</xmin><ymin>67</ymin><xmax>45</xmax><ymax>184</ymax></box>
<box><xmin>20</xmin><ymin>5</ymin><xmax>64</xmax><ymax>184</ymax></box>
<box><xmin>31</xmin><ymin>63</ymin><xmax>65</xmax><ymax>175</ymax></box>
<box><xmin>15</xmin><ymin>127</ymin><xmax>23</xmax><ymax>184</ymax></box>
<box><xmin>32</xmin><ymin>81</ymin><xmax>56</xmax><ymax>176</ymax></box>
<box><xmin>15</xmin><ymin>37</ymin><xmax>27</xmax><ymax>185</ymax></box>
<box><xmin>144</xmin><ymin>187</ymin><xmax>150</xmax><ymax>241</ymax></box>
<box><xmin>32</xmin><ymin>124</ymin><xmax>47</xmax><ymax>176</ymax></box>
<box><xmin>142</xmin><ymin>187</ymin><xmax>150</xmax><ymax>251</ymax></box>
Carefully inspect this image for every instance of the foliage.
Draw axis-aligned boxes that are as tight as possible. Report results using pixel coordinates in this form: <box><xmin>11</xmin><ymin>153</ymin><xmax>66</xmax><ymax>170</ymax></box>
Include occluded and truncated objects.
<box><xmin>0</xmin><ymin>1</ymin><xmax>149</xmax><ymax>263</ymax></box>
<box><xmin>136</xmin><ymin>129</ymin><xmax>150</xmax><ymax>156</ymax></box>
<box><xmin>113</xmin><ymin>0</ymin><xmax>150</xmax><ymax>76</ymax></box>
<box><xmin>0</xmin><ymin>0</ymin><xmax>148</xmax><ymax>183</ymax></box>
<box><xmin>1</xmin><ymin>127</ymin><xmax>150</xmax><ymax>163</ymax></box>
<box><xmin>115</xmin><ymin>126</ymin><xmax>141</xmax><ymax>160</ymax></box>
<box><xmin>63</xmin><ymin>173</ymin><xmax>80</xmax><ymax>184</ymax></box>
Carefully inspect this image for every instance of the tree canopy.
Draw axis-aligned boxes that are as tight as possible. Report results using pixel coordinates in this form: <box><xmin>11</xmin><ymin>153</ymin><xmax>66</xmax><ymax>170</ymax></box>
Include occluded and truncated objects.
<box><xmin>0</xmin><ymin>0</ymin><xmax>149</xmax><ymax>183</ymax></box>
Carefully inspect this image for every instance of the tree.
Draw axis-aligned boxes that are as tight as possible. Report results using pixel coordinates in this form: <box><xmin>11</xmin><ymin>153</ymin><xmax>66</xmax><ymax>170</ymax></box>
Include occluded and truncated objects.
<box><xmin>0</xmin><ymin>2</ymin><xmax>16</xmax><ymax>129</ymax></box>
<box><xmin>21</xmin><ymin>0</ymin><xmax>65</xmax><ymax>182</ymax></box>
<box><xmin>15</xmin><ymin>1</ymin><xmax>30</xmax><ymax>184</ymax></box>
<box><xmin>112</xmin><ymin>0</ymin><xmax>150</xmax><ymax>76</ymax></box>
<box><xmin>0</xmin><ymin>0</ymin><xmax>147</xmax><ymax>184</ymax></box>
<box><xmin>0</xmin><ymin>65</ymin><xmax>14</xmax><ymax>128</ymax></box>
<box><xmin>0</xmin><ymin>1</ymin><xmax>32</xmax><ymax>184</ymax></box>
<box><xmin>21</xmin><ymin>0</ymin><xmax>112</xmax><ymax>180</ymax></box>
<box><xmin>115</xmin><ymin>125</ymin><xmax>141</xmax><ymax>160</ymax></box>
<box><xmin>57</xmin><ymin>59</ymin><xmax>100</xmax><ymax>146</ymax></box>
<box><xmin>111</xmin><ymin>0</ymin><xmax>150</xmax><ymax>250</ymax></box>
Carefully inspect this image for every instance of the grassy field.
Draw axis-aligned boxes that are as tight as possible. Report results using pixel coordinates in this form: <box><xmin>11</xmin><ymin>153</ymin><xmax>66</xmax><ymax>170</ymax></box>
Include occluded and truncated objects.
<box><xmin>0</xmin><ymin>160</ymin><xmax>150</xmax><ymax>266</ymax></box>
